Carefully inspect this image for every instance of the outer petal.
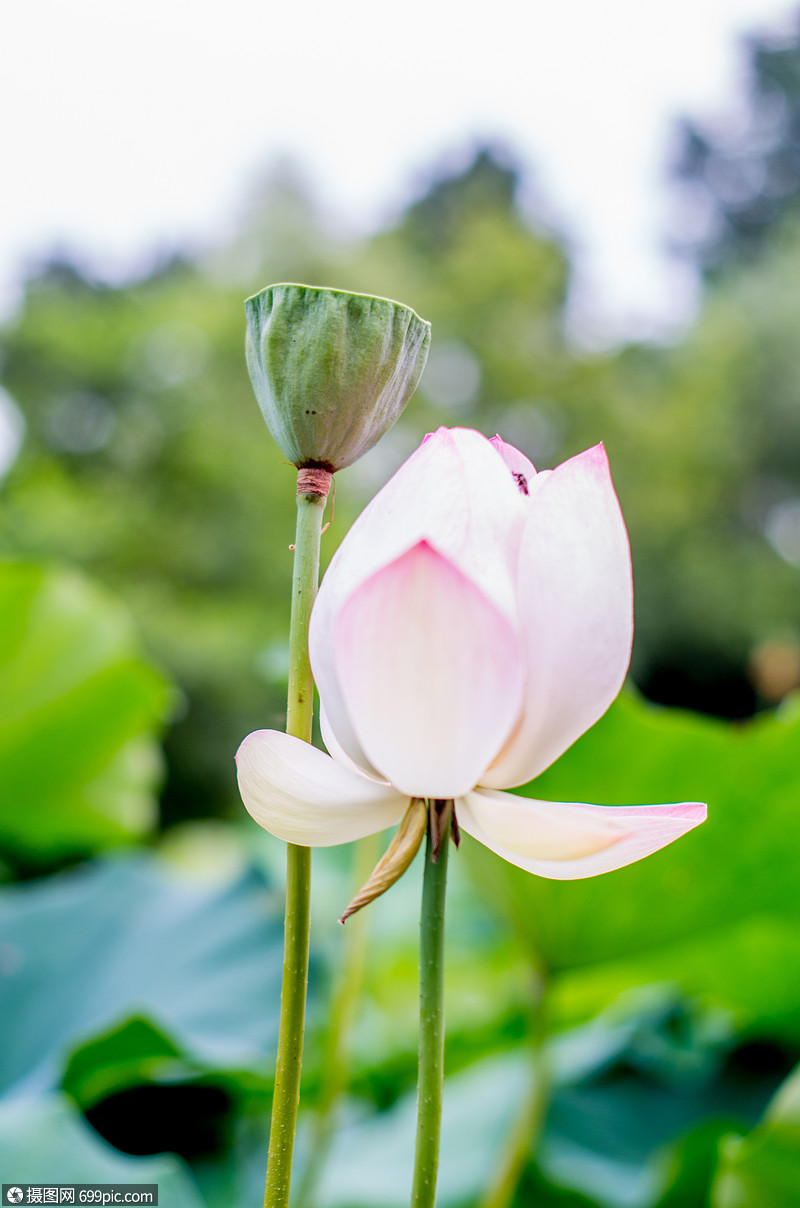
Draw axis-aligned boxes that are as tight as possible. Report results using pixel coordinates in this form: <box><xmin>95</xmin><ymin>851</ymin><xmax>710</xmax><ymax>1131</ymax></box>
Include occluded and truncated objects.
<box><xmin>335</xmin><ymin>541</ymin><xmax>525</xmax><ymax>799</ymax></box>
<box><xmin>483</xmin><ymin>443</ymin><xmax>634</xmax><ymax>788</ymax></box>
<box><xmin>310</xmin><ymin>427</ymin><xmax>526</xmax><ymax>775</ymax></box>
<box><xmin>235</xmin><ymin>729</ymin><xmax>408</xmax><ymax>845</ymax></box>
<box><xmin>458</xmin><ymin>788</ymin><xmax>706</xmax><ymax>880</ymax></box>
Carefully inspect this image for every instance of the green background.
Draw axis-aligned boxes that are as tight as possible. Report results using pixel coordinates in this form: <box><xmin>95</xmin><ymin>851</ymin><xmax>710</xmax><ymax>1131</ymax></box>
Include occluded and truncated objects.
<box><xmin>2</xmin><ymin>19</ymin><xmax>800</xmax><ymax>1206</ymax></box>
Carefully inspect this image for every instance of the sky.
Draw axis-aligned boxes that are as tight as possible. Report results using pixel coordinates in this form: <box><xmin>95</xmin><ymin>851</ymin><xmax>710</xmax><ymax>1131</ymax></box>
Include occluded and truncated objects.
<box><xmin>2</xmin><ymin>0</ymin><xmax>797</xmax><ymax>347</ymax></box>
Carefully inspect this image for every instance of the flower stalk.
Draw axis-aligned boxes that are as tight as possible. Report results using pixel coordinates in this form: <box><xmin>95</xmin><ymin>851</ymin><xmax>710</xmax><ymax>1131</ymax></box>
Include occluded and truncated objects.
<box><xmin>481</xmin><ymin>968</ymin><xmax>550</xmax><ymax>1208</ymax></box>
<box><xmin>411</xmin><ymin>800</ymin><xmax>452</xmax><ymax>1208</ymax></box>
<box><xmin>263</xmin><ymin>482</ymin><xmax>327</xmax><ymax>1208</ymax></box>
<box><xmin>295</xmin><ymin>832</ymin><xmax>382</xmax><ymax>1208</ymax></box>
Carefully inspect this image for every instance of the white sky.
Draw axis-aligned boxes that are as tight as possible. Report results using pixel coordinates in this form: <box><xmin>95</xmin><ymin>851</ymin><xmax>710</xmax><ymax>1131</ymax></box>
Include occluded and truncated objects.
<box><xmin>2</xmin><ymin>0</ymin><xmax>797</xmax><ymax>344</ymax></box>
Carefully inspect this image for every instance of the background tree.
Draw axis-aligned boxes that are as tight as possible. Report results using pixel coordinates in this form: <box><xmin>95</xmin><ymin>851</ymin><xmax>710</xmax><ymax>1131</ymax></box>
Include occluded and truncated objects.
<box><xmin>670</xmin><ymin>11</ymin><xmax>800</xmax><ymax>273</ymax></box>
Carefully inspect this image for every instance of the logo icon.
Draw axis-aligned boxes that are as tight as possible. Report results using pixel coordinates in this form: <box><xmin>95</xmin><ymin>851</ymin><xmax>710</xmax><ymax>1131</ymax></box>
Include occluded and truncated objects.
<box><xmin>7</xmin><ymin>1190</ymin><xmax>24</xmax><ymax>1204</ymax></box>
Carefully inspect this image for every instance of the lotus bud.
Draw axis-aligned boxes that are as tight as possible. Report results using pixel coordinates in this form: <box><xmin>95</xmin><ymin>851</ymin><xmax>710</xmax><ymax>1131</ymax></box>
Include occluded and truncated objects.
<box><xmin>245</xmin><ymin>284</ymin><xmax>431</xmax><ymax>475</ymax></box>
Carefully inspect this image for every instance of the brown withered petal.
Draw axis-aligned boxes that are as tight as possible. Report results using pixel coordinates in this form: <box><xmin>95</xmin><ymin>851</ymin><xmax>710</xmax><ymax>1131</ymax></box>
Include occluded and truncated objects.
<box><xmin>339</xmin><ymin>797</ymin><xmax>428</xmax><ymax>924</ymax></box>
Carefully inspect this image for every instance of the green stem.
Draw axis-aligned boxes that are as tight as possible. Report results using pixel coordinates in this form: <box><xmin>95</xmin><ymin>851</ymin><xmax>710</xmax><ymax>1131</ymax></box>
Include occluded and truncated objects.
<box><xmin>264</xmin><ymin>488</ymin><xmax>327</xmax><ymax>1208</ymax></box>
<box><xmin>294</xmin><ymin>832</ymin><xmax>381</xmax><ymax>1208</ymax></box>
<box><xmin>410</xmin><ymin>801</ymin><xmax>452</xmax><ymax>1208</ymax></box>
<box><xmin>480</xmin><ymin>967</ymin><xmax>550</xmax><ymax>1208</ymax></box>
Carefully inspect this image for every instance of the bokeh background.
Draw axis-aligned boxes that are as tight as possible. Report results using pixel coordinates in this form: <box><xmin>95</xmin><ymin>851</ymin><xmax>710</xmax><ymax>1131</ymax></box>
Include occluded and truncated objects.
<box><xmin>3</xmin><ymin>2</ymin><xmax>800</xmax><ymax>1205</ymax></box>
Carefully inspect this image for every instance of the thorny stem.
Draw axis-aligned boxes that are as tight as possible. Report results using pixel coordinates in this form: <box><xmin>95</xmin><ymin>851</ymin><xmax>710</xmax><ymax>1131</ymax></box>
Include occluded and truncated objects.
<box><xmin>263</xmin><ymin>487</ymin><xmax>327</xmax><ymax>1208</ymax></box>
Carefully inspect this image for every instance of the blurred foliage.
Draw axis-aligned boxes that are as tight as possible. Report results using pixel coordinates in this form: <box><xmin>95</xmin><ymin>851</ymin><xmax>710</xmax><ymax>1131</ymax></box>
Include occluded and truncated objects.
<box><xmin>0</xmin><ymin>1096</ymin><xmax>204</xmax><ymax>1205</ymax></box>
<box><xmin>710</xmin><ymin>1060</ymin><xmax>800</xmax><ymax>1207</ymax></box>
<box><xmin>0</xmin><ymin>851</ymin><xmax>293</xmax><ymax>1102</ymax></box>
<box><xmin>199</xmin><ymin>987</ymin><xmax>785</xmax><ymax>1208</ymax></box>
<box><xmin>0</xmin><ymin>559</ymin><xmax>169</xmax><ymax>872</ymax></box>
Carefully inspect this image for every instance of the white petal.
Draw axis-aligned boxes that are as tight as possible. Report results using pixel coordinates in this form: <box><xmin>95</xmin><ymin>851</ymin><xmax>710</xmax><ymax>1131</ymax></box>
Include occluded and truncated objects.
<box><xmin>483</xmin><ymin>444</ymin><xmax>634</xmax><ymax>788</ymax></box>
<box><xmin>310</xmin><ymin>427</ymin><xmax>525</xmax><ymax>772</ymax></box>
<box><xmin>458</xmin><ymin>788</ymin><xmax>706</xmax><ymax>880</ymax></box>
<box><xmin>235</xmin><ymin>730</ymin><xmax>408</xmax><ymax>845</ymax></box>
<box><xmin>335</xmin><ymin>541</ymin><xmax>524</xmax><ymax>799</ymax></box>
<box><xmin>320</xmin><ymin>703</ymin><xmax>386</xmax><ymax>782</ymax></box>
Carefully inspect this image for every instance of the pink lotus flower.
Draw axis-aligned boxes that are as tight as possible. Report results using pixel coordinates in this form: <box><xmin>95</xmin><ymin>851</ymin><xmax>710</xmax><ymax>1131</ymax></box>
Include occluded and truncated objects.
<box><xmin>236</xmin><ymin>428</ymin><xmax>706</xmax><ymax>879</ymax></box>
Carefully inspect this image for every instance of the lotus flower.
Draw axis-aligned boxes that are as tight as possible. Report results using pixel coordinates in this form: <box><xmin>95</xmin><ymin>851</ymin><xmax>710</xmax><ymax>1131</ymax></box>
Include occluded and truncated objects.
<box><xmin>236</xmin><ymin>428</ymin><xmax>706</xmax><ymax>880</ymax></box>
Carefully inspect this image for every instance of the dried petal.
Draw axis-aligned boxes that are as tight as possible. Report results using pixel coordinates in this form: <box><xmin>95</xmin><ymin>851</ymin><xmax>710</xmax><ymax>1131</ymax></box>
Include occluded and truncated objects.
<box><xmin>339</xmin><ymin>797</ymin><xmax>428</xmax><ymax>923</ymax></box>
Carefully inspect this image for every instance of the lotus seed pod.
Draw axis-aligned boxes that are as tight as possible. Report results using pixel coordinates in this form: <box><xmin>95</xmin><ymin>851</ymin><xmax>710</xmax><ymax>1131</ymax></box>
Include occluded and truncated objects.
<box><xmin>245</xmin><ymin>284</ymin><xmax>431</xmax><ymax>471</ymax></box>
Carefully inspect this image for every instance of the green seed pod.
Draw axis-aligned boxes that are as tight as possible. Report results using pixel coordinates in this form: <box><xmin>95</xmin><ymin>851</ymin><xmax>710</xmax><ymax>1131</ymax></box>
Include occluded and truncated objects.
<box><xmin>245</xmin><ymin>284</ymin><xmax>431</xmax><ymax>471</ymax></box>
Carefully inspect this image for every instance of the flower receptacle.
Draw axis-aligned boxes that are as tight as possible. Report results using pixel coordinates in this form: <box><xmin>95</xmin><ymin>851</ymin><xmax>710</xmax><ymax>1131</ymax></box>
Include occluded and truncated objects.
<box><xmin>245</xmin><ymin>283</ymin><xmax>431</xmax><ymax>471</ymax></box>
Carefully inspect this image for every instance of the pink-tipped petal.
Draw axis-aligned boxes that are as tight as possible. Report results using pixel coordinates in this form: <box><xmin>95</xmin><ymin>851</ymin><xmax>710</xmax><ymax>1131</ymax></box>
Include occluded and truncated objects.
<box><xmin>458</xmin><ymin>789</ymin><xmax>706</xmax><ymax>880</ymax></box>
<box><xmin>310</xmin><ymin>428</ymin><xmax>526</xmax><ymax>775</ymax></box>
<box><xmin>483</xmin><ymin>443</ymin><xmax>634</xmax><ymax>788</ymax></box>
<box><xmin>335</xmin><ymin>541</ymin><xmax>525</xmax><ymax>799</ymax></box>
<box><xmin>235</xmin><ymin>730</ymin><xmax>408</xmax><ymax>846</ymax></box>
<box><xmin>489</xmin><ymin>435</ymin><xmax>538</xmax><ymax>495</ymax></box>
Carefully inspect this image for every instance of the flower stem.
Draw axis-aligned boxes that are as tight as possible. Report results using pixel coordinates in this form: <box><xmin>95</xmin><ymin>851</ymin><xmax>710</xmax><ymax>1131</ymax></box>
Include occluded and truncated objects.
<box><xmin>294</xmin><ymin>832</ymin><xmax>381</xmax><ymax>1208</ymax></box>
<box><xmin>410</xmin><ymin>801</ymin><xmax>452</xmax><ymax>1208</ymax></box>
<box><xmin>480</xmin><ymin>967</ymin><xmax>550</xmax><ymax>1208</ymax></box>
<box><xmin>264</xmin><ymin>486</ymin><xmax>327</xmax><ymax>1208</ymax></box>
